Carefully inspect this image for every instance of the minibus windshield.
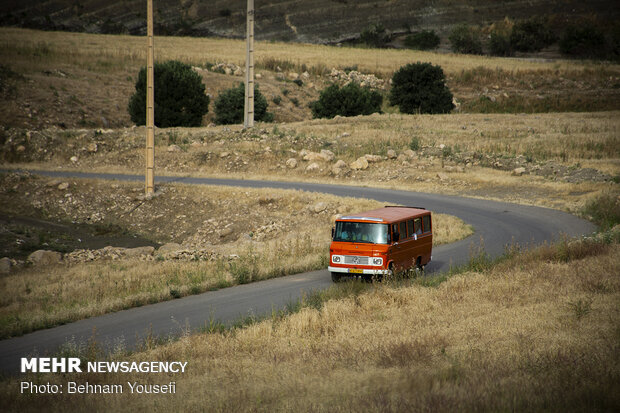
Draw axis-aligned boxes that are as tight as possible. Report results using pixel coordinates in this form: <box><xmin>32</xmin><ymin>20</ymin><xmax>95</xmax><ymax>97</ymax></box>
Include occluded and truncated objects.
<box><xmin>333</xmin><ymin>222</ymin><xmax>388</xmax><ymax>244</ymax></box>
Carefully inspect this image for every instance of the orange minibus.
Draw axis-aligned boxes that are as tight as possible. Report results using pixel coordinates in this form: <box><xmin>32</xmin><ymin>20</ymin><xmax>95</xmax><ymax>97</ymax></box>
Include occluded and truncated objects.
<box><xmin>328</xmin><ymin>206</ymin><xmax>432</xmax><ymax>282</ymax></box>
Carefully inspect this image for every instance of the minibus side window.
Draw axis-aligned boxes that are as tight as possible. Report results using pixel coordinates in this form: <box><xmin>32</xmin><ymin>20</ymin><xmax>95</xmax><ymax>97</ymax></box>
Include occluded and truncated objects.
<box><xmin>399</xmin><ymin>222</ymin><xmax>407</xmax><ymax>239</ymax></box>
<box><xmin>414</xmin><ymin>218</ymin><xmax>422</xmax><ymax>235</ymax></box>
<box><xmin>391</xmin><ymin>223</ymin><xmax>398</xmax><ymax>242</ymax></box>
<box><xmin>407</xmin><ymin>220</ymin><xmax>414</xmax><ymax>237</ymax></box>
<box><xmin>422</xmin><ymin>215</ymin><xmax>431</xmax><ymax>233</ymax></box>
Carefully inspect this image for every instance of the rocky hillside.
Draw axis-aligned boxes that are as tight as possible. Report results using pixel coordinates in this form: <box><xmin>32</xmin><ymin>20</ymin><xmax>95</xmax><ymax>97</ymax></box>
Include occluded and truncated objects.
<box><xmin>1</xmin><ymin>0</ymin><xmax>617</xmax><ymax>44</ymax></box>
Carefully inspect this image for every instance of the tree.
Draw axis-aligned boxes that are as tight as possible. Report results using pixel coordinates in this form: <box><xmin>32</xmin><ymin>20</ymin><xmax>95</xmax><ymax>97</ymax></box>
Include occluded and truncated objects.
<box><xmin>510</xmin><ymin>16</ymin><xmax>555</xmax><ymax>52</ymax></box>
<box><xmin>310</xmin><ymin>82</ymin><xmax>383</xmax><ymax>119</ymax></box>
<box><xmin>449</xmin><ymin>24</ymin><xmax>483</xmax><ymax>54</ymax></box>
<box><xmin>389</xmin><ymin>62</ymin><xmax>454</xmax><ymax>114</ymax></box>
<box><xmin>560</xmin><ymin>25</ymin><xmax>606</xmax><ymax>57</ymax></box>
<box><xmin>128</xmin><ymin>60</ymin><xmax>209</xmax><ymax>127</ymax></box>
<box><xmin>360</xmin><ymin>23</ymin><xmax>389</xmax><ymax>48</ymax></box>
<box><xmin>213</xmin><ymin>83</ymin><xmax>272</xmax><ymax>125</ymax></box>
<box><xmin>404</xmin><ymin>30</ymin><xmax>440</xmax><ymax>50</ymax></box>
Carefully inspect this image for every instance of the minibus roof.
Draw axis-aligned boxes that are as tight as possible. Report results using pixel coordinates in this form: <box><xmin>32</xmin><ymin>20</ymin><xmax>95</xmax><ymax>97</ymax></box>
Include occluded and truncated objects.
<box><xmin>337</xmin><ymin>206</ymin><xmax>429</xmax><ymax>223</ymax></box>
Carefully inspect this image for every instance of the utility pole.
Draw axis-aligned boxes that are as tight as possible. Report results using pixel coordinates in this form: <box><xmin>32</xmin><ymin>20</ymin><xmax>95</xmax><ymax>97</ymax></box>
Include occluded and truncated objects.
<box><xmin>145</xmin><ymin>0</ymin><xmax>155</xmax><ymax>194</ymax></box>
<box><xmin>244</xmin><ymin>0</ymin><xmax>255</xmax><ymax>129</ymax></box>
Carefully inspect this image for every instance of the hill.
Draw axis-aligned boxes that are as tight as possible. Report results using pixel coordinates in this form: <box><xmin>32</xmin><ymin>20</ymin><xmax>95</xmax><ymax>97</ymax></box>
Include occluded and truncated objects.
<box><xmin>1</xmin><ymin>0</ymin><xmax>618</xmax><ymax>44</ymax></box>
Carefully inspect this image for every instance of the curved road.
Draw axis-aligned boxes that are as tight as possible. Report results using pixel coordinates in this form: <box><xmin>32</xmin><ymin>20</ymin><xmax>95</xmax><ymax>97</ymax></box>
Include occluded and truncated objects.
<box><xmin>0</xmin><ymin>171</ymin><xmax>595</xmax><ymax>374</ymax></box>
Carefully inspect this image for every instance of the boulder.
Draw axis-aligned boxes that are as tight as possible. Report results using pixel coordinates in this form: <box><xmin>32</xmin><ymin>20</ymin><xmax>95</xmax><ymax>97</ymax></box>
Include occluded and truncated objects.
<box><xmin>319</xmin><ymin>149</ymin><xmax>335</xmax><ymax>162</ymax></box>
<box><xmin>286</xmin><ymin>158</ymin><xmax>298</xmax><ymax>169</ymax></box>
<box><xmin>303</xmin><ymin>152</ymin><xmax>323</xmax><ymax>162</ymax></box>
<box><xmin>167</xmin><ymin>144</ymin><xmax>181</xmax><ymax>152</ymax></box>
<box><xmin>158</xmin><ymin>243</ymin><xmax>182</xmax><ymax>254</ymax></box>
<box><xmin>219</xmin><ymin>228</ymin><xmax>234</xmax><ymax>238</ymax></box>
<box><xmin>57</xmin><ymin>182</ymin><xmax>69</xmax><ymax>190</ymax></box>
<box><xmin>70</xmin><ymin>156</ymin><xmax>78</xmax><ymax>163</ymax></box>
<box><xmin>436</xmin><ymin>173</ymin><xmax>449</xmax><ymax>181</ymax></box>
<box><xmin>403</xmin><ymin>149</ymin><xmax>415</xmax><ymax>158</ymax></box>
<box><xmin>87</xmin><ymin>142</ymin><xmax>98</xmax><ymax>153</ymax></box>
<box><xmin>350</xmin><ymin>157</ymin><xmax>369</xmax><ymax>170</ymax></box>
<box><xmin>123</xmin><ymin>246</ymin><xmax>155</xmax><ymax>257</ymax></box>
<box><xmin>28</xmin><ymin>250</ymin><xmax>62</xmax><ymax>266</ymax></box>
<box><xmin>312</xmin><ymin>202</ymin><xmax>328</xmax><ymax>213</ymax></box>
<box><xmin>512</xmin><ymin>167</ymin><xmax>527</xmax><ymax>176</ymax></box>
<box><xmin>364</xmin><ymin>154</ymin><xmax>382</xmax><ymax>163</ymax></box>
<box><xmin>387</xmin><ymin>149</ymin><xmax>397</xmax><ymax>159</ymax></box>
<box><xmin>306</xmin><ymin>162</ymin><xmax>320</xmax><ymax>172</ymax></box>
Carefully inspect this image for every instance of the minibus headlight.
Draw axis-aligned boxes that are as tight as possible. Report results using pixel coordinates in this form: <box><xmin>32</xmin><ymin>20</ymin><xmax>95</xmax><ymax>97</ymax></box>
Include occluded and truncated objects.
<box><xmin>332</xmin><ymin>255</ymin><xmax>342</xmax><ymax>263</ymax></box>
<box><xmin>372</xmin><ymin>257</ymin><xmax>383</xmax><ymax>266</ymax></box>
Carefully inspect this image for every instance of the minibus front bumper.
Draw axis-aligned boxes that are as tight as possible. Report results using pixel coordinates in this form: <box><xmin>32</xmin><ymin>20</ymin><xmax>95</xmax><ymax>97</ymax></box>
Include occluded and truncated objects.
<box><xmin>328</xmin><ymin>266</ymin><xmax>390</xmax><ymax>275</ymax></box>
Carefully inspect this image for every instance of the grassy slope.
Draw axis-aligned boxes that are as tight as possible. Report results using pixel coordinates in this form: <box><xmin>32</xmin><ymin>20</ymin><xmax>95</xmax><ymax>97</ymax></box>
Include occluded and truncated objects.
<box><xmin>3</xmin><ymin>231</ymin><xmax>619</xmax><ymax>412</ymax></box>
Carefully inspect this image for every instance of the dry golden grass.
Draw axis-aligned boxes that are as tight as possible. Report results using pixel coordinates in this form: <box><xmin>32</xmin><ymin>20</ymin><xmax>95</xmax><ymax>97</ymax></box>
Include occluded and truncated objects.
<box><xmin>1</xmin><ymin>27</ymin><xmax>615</xmax><ymax>78</ymax></box>
<box><xmin>3</xmin><ymin>234</ymin><xmax>618</xmax><ymax>412</ymax></box>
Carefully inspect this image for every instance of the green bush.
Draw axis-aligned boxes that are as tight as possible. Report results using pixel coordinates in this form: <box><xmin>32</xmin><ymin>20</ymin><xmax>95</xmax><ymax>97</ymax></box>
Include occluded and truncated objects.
<box><xmin>389</xmin><ymin>62</ymin><xmax>454</xmax><ymax>114</ymax></box>
<box><xmin>582</xmin><ymin>192</ymin><xmax>620</xmax><ymax>230</ymax></box>
<box><xmin>213</xmin><ymin>83</ymin><xmax>272</xmax><ymax>125</ymax></box>
<box><xmin>310</xmin><ymin>82</ymin><xmax>383</xmax><ymax>119</ymax></box>
<box><xmin>488</xmin><ymin>20</ymin><xmax>514</xmax><ymax>56</ymax></box>
<box><xmin>128</xmin><ymin>60</ymin><xmax>210</xmax><ymax>127</ymax></box>
<box><xmin>510</xmin><ymin>17</ymin><xmax>555</xmax><ymax>52</ymax></box>
<box><xmin>560</xmin><ymin>25</ymin><xmax>606</xmax><ymax>57</ymax></box>
<box><xmin>448</xmin><ymin>24</ymin><xmax>483</xmax><ymax>54</ymax></box>
<box><xmin>404</xmin><ymin>30</ymin><xmax>440</xmax><ymax>50</ymax></box>
<box><xmin>360</xmin><ymin>23</ymin><xmax>389</xmax><ymax>48</ymax></box>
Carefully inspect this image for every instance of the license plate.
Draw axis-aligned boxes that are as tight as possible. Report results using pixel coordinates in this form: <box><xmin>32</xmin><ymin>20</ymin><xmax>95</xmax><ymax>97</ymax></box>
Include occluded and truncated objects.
<box><xmin>348</xmin><ymin>269</ymin><xmax>363</xmax><ymax>274</ymax></box>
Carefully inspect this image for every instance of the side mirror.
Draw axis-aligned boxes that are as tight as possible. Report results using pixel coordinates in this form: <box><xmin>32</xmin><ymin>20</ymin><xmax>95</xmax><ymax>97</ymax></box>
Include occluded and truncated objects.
<box><xmin>331</xmin><ymin>227</ymin><xmax>335</xmax><ymax>239</ymax></box>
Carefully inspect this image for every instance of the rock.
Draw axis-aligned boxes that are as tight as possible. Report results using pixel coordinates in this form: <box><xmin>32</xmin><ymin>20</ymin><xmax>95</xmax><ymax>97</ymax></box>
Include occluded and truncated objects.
<box><xmin>455</xmin><ymin>166</ymin><xmax>465</xmax><ymax>173</ymax></box>
<box><xmin>0</xmin><ymin>257</ymin><xmax>11</xmax><ymax>274</ymax></box>
<box><xmin>167</xmin><ymin>144</ymin><xmax>181</xmax><ymax>152</ymax></box>
<box><xmin>219</xmin><ymin>228</ymin><xmax>234</xmax><ymax>238</ymax></box>
<box><xmin>288</xmin><ymin>72</ymin><xmax>299</xmax><ymax>80</ymax></box>
<box><xmin>512</xmin><ymin>167</ymin><xmax>527</xmax><ymax>176</ymax></box>
<box><xmin>341</xmin><ymin>132</ymin><xmax>350</xmax><ymax>138</ymax></box>
<box><xmin>403</xmin><ymin>149</ymin><xmax>415</xmax><ymax>158</ymax></box>
<box><xmin>436</xmin><ymin>173</ymin><xmax>449</xmax><ymax>181</ymax></box>
<box><xmin>87</xmin><ymin>142</ymin><xmax>98</xmax><ymax>153</ymax></box>
<box><xmin>387</xmin><ymin>149</ymin><xmax>397</xmax><ymax>159</ymax></box>
<box><xmin>16</xmin><ymin>145</ymin><xmax>26</xmax><ymax>153</ymax></box>
<box><xmin>319</xmin><ymin>149</ymin><xmax>335</xmax><ymax>162</ymax></box>
<box><xmin>306</xmin><ymin>162</ymin><xmax>320</xmax><ymax>172</ymax></box>
<box><xmin>219</xmin><ymin>151</ymin><xmax>230</xmax><ymax>158</ymax></box>
<box><xmin>123</xmin><ymin>246</ymin><xmax>155</xmax><ymax>257</ymax></box>
<box><xmin>286</xmin><ymin>158</ymin><xmax>298</xmax><ymax>169</ymax></box>
<box><xmin>28</xmin><ymin>250</ymin><xmax>62</xmax><ymax>266</ymax></box>
<box><xmin>312</xmin><ymin>202</ymin><xmax>328</xmax><ymax>213</ymax></box>
<box><xmin>70</xmin><ymin>156</ymin><xmax>78</xmax><ymax>163</ymax></box>
<box><xmin>303</xmin><ymin>152</ymin><xmax>323</xmax><ymax>162</ymax></box>
<box><xmin>57</xmin><ymin>182</ymin><xmax>69</xmax><ymax>190</ymax></box>
<box><xmin>255</xmin><ymin>73</ymin><xmax>262</xmax><ymax>79</ymax></box>
<box><xmin>364</xmin><ymin>154</ymin><xmax>382</xmax><ymax>163</ymax></box>
<box><xmin>439</xmin><ymin>144</ymin><xmax>446</xmax><ymax>149</ymax></box>
<box><xmin>350</xmin><ymin>157</ymin><xmax>369</xmax><ymax>170</ymax></box>
<box><xmin>333</xmin><ymin>159</ymin><xmax>347</xmax><ymax>169</ymax></box>
<box><xmin>190</xmin><ymin>141</ymin><xmax>202</xmax><ymax>148</ymax></box>
<box><xmin>397</xmin><ymin>154</ymin><xmax>408</xmax><ymax>163</ymax></box>
<box><xmin>233</xmin><ymin>68</ymin><xmax>243</xmax><ymax>76</ymax></box>
<box><xmin>158</xmin><ymin>243</ymin><xmax>182</xmax><ymax>253</ymax></box>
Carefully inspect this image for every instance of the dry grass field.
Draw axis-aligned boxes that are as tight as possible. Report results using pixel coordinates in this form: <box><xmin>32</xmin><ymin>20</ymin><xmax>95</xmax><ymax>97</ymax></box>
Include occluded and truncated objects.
<box><xmin>3</xmin><ymin>230</ymin><xmax>618</xmax><ymax>412</ymax></box>
<box><xmin>1</xmin><ymin>28</ymin><xmax>619</xmax><ymax>130</ymax></box>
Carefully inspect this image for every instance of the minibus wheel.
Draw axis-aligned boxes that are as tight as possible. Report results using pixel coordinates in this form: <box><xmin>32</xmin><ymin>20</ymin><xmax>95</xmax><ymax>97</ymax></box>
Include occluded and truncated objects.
<box><xmin>331</xmin><ymin>272</ymin><xmax>342</xmax><ymax>283</ymax></box>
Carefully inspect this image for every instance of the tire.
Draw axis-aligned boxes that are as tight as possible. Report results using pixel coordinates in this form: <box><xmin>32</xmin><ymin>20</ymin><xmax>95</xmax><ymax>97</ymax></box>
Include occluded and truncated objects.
<box><xmin>331</xmin><ymin>272</ymin><xmax>342</xmax><ymax>283</ymax></box>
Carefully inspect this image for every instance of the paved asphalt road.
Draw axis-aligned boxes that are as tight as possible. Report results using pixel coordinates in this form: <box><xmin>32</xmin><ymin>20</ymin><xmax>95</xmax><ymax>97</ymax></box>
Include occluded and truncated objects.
<box><xmin>0</xmin><ymin>170</ymin><xmax>596</xmax><ymax>374</ymax></box>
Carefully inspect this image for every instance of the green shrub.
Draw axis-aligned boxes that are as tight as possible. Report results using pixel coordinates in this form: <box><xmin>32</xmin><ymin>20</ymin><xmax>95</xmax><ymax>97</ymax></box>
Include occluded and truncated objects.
<box><xmin>213</xmin><ymin>83</ymin><xmax>272</xmax><ymax>125</ymax></box>
<box><xmin>409</xmin><ymin>137</ymin><xmax>420</xmax><ymax>151</ymax></box>
<box><xmin>404</xmin><ymin>30</ymin><xmax>440</xmax><ymax>50</ymax></box>
<box><xmin>128</xmin><ymin>60</ymin><xmax>210</xmax><ymax>127</ymax></box>
<box><xmin>293</xmin><ymin>78</ymin><xmax>303</xmax><ymax>87</ymax></box>
<box><xmin>488</xmin><ymin>19</ymin><xmax>514</xmax><ymax>56</ymax></box>
<box><xmin>560</xmin><ymin>25</ymin><xmax>606</xmax><ymax>57</ymax></box>
<box><xmin>389</xmin><ymin>62</ymin><xmax>454</xmax><ymax>114</ymax></box>
<box><xmin>510</xmin><ymin>16</ymin><xmax>555</xmax><ymax>52</ymax></box>
<box><xmin>448</xmin><ymin>24</ymin><xmax>483</xmax><ymax>54</ymax></box>
<box><xmin>360</xmin><ymin>23</ymin><xmax>389</xmax><ymax>48</ymax></box>
<box><xmin>582</xmin><ymin>192</ymin><xmax>620</xmax><ymax>230</ymax></box>
<box><xmin>310</xmin><ymin>82</ymin><xmax>383</xmax><ymax>119</ymax></box>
